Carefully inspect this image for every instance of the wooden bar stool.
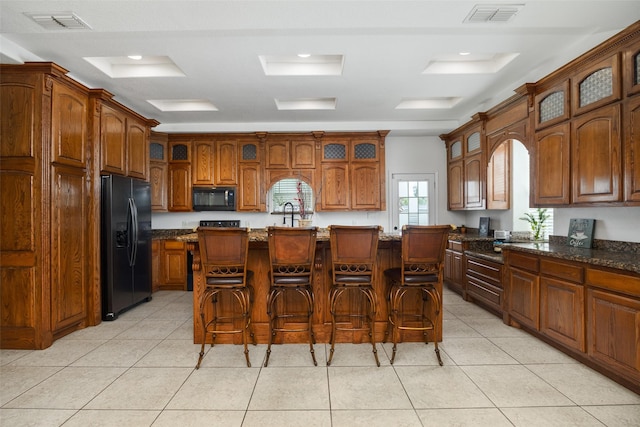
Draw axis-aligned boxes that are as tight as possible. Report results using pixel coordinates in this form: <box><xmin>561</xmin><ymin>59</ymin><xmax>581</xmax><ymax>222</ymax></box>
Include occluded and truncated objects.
<box><xmin>264</xmin><ymin>226</ymin><xmax>318</xmax><ymax>367</ymax></box>
<box><xmin>383</xmin><ymin>225</ymin><xmax>450</xmax><ymax>365</ymax></box>
<box><xmin>327</xmin><ymin>225</ymin><xmax>381</xmax><ymax>366</ymax></box>
<box><xmin>195</xmin><ymin>227</ymin><xmax>256</xmax><ymax>369</ymax></box>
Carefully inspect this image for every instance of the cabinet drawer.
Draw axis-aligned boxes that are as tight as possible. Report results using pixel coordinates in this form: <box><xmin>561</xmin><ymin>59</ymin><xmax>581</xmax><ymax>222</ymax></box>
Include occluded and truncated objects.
<box><xmin>509</xmin><ymin>252</ymin><xmax>539</xmax><ymax>273</ymax></box>
<box><xmin>164</xmin><ymin>240</ymin><xmax>185</xmax><ymax>250</ymax></box>
<box><xmin>448</xmin><ymin>240</ymin><xmax>463</xmax><ymax>251</ymax></box>
<box><xmin>541</xmin><ymin>258</ymin><xmax>584</xmax><ymax>283</ymax></box>
<box><xmin>586</xmin><ymin>268</ymin><xmax>640</xmax><ymax>298</ymax></box>
<box><xmin>466</xmin><ymin>275</ymin><xmax>502</xmax><ymax>306</ymax></box>
<box><xmin>466</xmin><ymin>257</ymin><xmax>502</xmax><ymax>285</ymax></box>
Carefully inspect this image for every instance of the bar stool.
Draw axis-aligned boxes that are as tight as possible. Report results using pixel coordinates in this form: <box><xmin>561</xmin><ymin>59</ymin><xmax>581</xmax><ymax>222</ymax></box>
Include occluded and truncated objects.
<box><xmin>264</xmin><ymin>226</ymin><xmax>318</xmax><ymax>367</ymax></box>
<box><xmin>384</xmin><ymin>225</ymin><xmax>450</xmax><ymax>365</ymax></box>
<box><xmin>327</xmin><ymin>225</ymin><xmax>381</xmax><ymax>366</ymax></box>
<box><xmin>195</xmin><ymin>227</ymin><xmax>256</xmax><ymax>369</ymax></box>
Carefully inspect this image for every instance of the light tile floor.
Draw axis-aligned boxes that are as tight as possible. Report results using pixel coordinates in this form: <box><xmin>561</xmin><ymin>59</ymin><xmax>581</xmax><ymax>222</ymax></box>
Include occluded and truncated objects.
<box><xmin>1</xmin><ymin>288</ymin><xmax>639</xmax><ymax>426</ymax></box>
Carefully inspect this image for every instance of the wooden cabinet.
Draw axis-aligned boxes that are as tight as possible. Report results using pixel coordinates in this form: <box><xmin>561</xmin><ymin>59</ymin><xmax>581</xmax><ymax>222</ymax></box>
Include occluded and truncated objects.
<box><xmin>486</xmin><ymin>140</ymin><xmax>510</xmax><ymax>210</ymax></box>
<box><xmin>214</xmin><ymin>140</ymin><xmax>238</xmax><ymax>185</ymax></box>
<box><xmin>126</xmin><ymin>117</ymin><xmax>148</xmax><ymax>179</ymax></box>
<box><xmin>238</xmin><ymin>163</ymin><xmax>263</xmax><ymax>211</ymax></box>
<box><xmin>444</xmin><ymin>240</ymin><xmax>465</xmax><ymax>296</ymax></box>
<box><xmin>168</xmin><ymin>140</ymin><xmax>192</xmax><ymax>212</ymax></box>
<box><xmin>152</xmin><ymin>239</ymin><xmax>187</xmax><ymax>291</ymax></box>
<box><xmin>571</xmin><ymin>53</ymin><xmax>621</xmax><ymax>116</ymax></box>
<box><xmin>571</xmin><ymin>104</ymin><xmax>622</xmax><ymax>203</ymax></box>
<box><xmin>192</xmin><ymin>140</ymin><xmax>215</xmax><ymax>186</ymax></box>
<box><xmin>534</xmin><ymin>122</ymin><xmax>571</xmax><ymax>205</ymax></box>
<box><xmin>0</xmin><ymin>63</ymin><xmax>100</xmax><ymax>349</ymax></box>
<box><xmin>505</xmin><ymin>251</ymin><xmax>540</xmax><ymax>330</ymax></box>
<box><xmin>586</xmin><ymin>268</ymin><xmax>640</xmax><ymax>387</ymax></box>
<box><xmin>94</xmin><ymin>93</ymin><xmax>154</xmax><ymax>180</ymax></box>
<box><xmin>443</xmin><ymin>123</ymin><xmax>485</xmax><ymax>210</ymax></box>
<box><xmin>624</xmin><ymin>95</ymin><xmax>640</xmax><ymax>202</ymax></box>
<box><xmin>318</xmin><ymin>134</ymin><xmax>386</xmax><ymax>211</ymax></box>
<box><xmin>99</xmin><ymin>103</ymin><xmax>127</xmax><ymax>175</ymax></box>
<box><xmin>465</xmin><ymin>255</ymin><xmax>503</xmax><ymax>314</ymax></box>
<box><xmin>504</xmin><ymin>247</ymin><xmax>640</xmax><ymax>392</ymax></box>
<box><xmin>149</xmin><ymin>133</ymin><xmax>168</xmax><ymax>211</ymax></box>
<box><xmin>266</xmin><ymin>138</ymin><xmax>316</xmax><ymax>170</ymax></box>
<box><xmin>539</xmin><ymin>258</ymin><xmax>585</xmax><ymax>351</ymax></box>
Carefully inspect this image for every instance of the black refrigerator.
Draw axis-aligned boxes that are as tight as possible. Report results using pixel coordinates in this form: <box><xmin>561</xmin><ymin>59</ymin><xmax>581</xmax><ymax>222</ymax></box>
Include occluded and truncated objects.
<box><xmin>101</xmin><ymin>174</ymin><xmax>152</xmax><ymax>320</ymax></box>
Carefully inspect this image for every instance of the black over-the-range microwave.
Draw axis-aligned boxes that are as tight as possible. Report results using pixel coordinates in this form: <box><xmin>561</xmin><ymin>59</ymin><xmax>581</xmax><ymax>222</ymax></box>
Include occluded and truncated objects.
<box><xmin>192</xmin><ymin>187</ymin><xmax>236</xmax><ymax>211</ymax></box>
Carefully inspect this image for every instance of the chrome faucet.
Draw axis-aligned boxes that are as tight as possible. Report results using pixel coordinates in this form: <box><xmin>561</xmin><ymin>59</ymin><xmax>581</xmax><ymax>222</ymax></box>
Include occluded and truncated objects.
<box><xmin>283</xmin><ymin>202</ymin><xmax>295</xmax><ymax>227</ymax></box>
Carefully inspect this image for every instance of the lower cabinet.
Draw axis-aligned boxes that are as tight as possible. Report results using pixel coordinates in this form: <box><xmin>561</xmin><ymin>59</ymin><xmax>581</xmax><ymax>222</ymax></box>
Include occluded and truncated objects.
<box><xmin>586</xmin><ymin>269</ymin><xmax>640</xmax><ymax>382</ymax></box>
<box><xmin>465</xmin><ymin>255</ymin><xmax>503</xmax><ymax>314</ymax></box>
<box><xmin>504</xmin><ymin>248</ymin><xmax>640</xmax><ymax>392</ymax></box>
<box><xmin>152</xmin><ymin>239</ymin><xmax>187</xmax><ymax>291</ymax></box>
<box><xmin>444</xmin><ymin>240</ymin><xmax>465</xmax><ymax>296</ymax></box>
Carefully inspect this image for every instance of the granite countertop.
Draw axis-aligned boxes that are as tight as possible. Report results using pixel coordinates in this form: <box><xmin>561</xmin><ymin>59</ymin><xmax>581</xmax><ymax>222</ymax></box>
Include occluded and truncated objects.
<box><xmin>502</xmin><ymin>242</ymin><xmax>640</xmax><ymax>274</ymax></box>
<box><xmin>163</xmin><ymin>227</ymin><xmax>402</xmax><ymax>243</ymax></box>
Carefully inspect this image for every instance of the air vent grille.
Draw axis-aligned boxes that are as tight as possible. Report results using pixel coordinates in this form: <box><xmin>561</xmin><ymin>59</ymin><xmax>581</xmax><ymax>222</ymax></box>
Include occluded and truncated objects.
<box><xmin>465</xmin><ymin>4</ymin><xmax>523</xmax><ymax>23</ymax></box>
<box><xmin>26</xmin><ymin>12</ymin><xmax>92</xmax><ymax>30</ymax></box>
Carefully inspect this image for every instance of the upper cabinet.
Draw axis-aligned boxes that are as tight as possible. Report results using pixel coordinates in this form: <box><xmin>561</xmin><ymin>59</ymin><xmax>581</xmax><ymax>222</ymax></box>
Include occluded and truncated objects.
<box><xmin>442</xmin><ymin>123</ymin><xmax>486</xmax><ymax>210</ymax></box>
<box><xmin>192</xmin><ymin>140</ymin><xmax>214</xmax><ymax>186</ymax></box>
<box><xmin>168</xmin><ymin>139</ymin><xmax>192</xmax><ymax>212</ymax></box>
<box><xmin>149</xmin><ymin>132</ymin><xmax>168</xmax><ymax>212</ymax></box>
<box><xmin>445</xmin><ymin>22</ymin><xmax>640</xmax><ymax>210</ymax></box>
<box><xmin>91</xmin><ymin>90</ymin><xmax>157</xmax><ymax>181</ymax></box>
<box><xmin>317</xmin><ymin>132</ymin><xmax>387</xmax><ymax>211</ymax></box>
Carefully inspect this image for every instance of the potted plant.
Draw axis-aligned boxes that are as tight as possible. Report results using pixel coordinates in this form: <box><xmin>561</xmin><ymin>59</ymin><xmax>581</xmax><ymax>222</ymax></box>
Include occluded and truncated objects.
<box><xmin>519</xmin><ymin>208</ymin><xmax>550</xmax><ymax>241</ymax></box>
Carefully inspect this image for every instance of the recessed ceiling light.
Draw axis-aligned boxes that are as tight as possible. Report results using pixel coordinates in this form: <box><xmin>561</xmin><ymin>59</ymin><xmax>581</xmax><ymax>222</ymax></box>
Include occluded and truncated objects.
<box><xmin>147</xmin><ymin>99</ymin><xmax>218</xmax><ymax>112</ymax></box>
<box><xmin>459</xmin><ymin>52</ymin><xmax>471</xmax><ymax>56</ymax></box>
<box><xmin>395</xmin><ymin>98</ymin><xmax>462</xmax><ymax>109</ymax></box>
<box><xmin>259</xmin><ymin>55</ymin><xmax>344</xmax><ymax>76</ymax></box>
<box><xmin>423</xmin><ymin>53</ymin><xmax>519</xmax><ymax>74</ymax></box>
<box><xmin>128</xmin><ymin>55</ymin><xmax>142</xmax><ymax>60</ymax></box>
<box><xmin>297</xmin><ymin>53</ymin><xmax>311</xmax><ymax>58</ymax></box>
<box><xmin>83</xmin><ymin>55</ymin><xmax>185</xmax><ymax>78</ymax></box>
<box><xmin>275</xmin><ymin>98</ymin><xmax>336</xmax><ymax>110</ymax></box>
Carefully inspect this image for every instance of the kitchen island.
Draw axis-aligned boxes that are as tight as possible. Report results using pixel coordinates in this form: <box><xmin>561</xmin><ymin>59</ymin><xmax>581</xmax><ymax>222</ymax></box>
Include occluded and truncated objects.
<box><xmin>176</xmin><ymin>229</ymin><xmax>442</xmax><ymax>346</ymax></box>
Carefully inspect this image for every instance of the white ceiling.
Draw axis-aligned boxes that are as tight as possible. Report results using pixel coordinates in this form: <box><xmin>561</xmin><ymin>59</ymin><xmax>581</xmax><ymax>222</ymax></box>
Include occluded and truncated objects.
<box><xmin>1</xmin><ymin>1</ymin><xmax>639</xmax><ymax>136</ymax></box>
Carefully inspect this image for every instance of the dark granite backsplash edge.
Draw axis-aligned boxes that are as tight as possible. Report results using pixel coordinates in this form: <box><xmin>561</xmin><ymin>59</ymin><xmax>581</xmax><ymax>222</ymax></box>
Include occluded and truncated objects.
<box><xmin>548</xmin><ymin>235</ymin><xmax>640</xmax><ymax>254</ymax></box>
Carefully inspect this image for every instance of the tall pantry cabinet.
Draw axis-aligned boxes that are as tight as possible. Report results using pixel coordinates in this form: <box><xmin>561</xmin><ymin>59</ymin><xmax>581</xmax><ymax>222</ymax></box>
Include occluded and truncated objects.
<box><xmin>0</xmin><ymin>63</ymin><xmax>97</xmax><ymax>349</ymax></box>
<box><xmin>0</xmin><ymin>63</ymin><xmax>158</xmax><ymax>349</ymax></box>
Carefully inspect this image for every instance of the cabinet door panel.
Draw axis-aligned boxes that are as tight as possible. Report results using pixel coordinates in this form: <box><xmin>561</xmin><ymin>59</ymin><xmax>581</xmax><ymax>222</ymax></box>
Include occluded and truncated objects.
<box><xmin>448</xmin><ymin>160</ymin><xmax>464</xmax><ymax>210</ymax></box>
<box><xmin>351</xmin><ymin>163</ymin><xmax>380</xmax><ymax>209</ymax></box>
<box><xmin>127</xmin><ymin>120</ymin><xmax>148</xmax><ymax>179</ymax></box>
<box><xmin>625</xmin><ymin>96</ymin><xmax>640</xmax><ymax>202</ymax></box>
<box><xmin>100</xmin><ymin>105</ymin><xmax>126</xmax><ymax>174</ymax></box>
<box><xmin>571</xmin><ymin>104</ymin><xmax>622</xmax><ymax>203</ymax></box>
<box><xmin>487</xmin><ymin>141</ymin><xmax>510</xmax><ymax>210</ymax></box>
<box><xmin>291</xmin><ymin>140</ymin><xmax>315</xmax><ymax>168</ymax></box>
<box><xmin>464</xmin><ymin>154</ymin><xmax>483</xmax><ymax>208</ymax></box>
<box><xmin>238</xmin><ymin>164</ymin><xmax>262</xmax><ymax>211</ymax></box>
<box><xmin>534</xmin><ymin>122</ymin><xmax>570</xmax><ymax>205</ymax></box>
<box><xmin>507</xmin><ymin>268</ymin><xmax>539</xmax><ymax>329</ymax></box>
<box><xmin>192</xmin><ymin>141</ymin><xmax>214</xmax><ymax>185</ymax></box>
<box><xmin>51</xmin><ymin>165</ymin><xmax>87</xmax><ymax>331</ymax></box>
<box><xmin>215</xmin><ymin>140</ymin><xmax>237</xmax><ymax>185</ymax></box>
<box><xmin>51</xmin><ymin>82</ymin><xmax>87</xmax><ymax>167</ymax></box>
<box><xmin>168</xmin><ymin>163</ymin><xmax>192</xmax><ymax>211</ymax></box>
<box><xmin>320</xmin><ymin>163</ymin><xmax>349</xmax><ymax>210</ymax></box>
<box><xmin>150</xmin><ymin>162</ymin><xmax>168</xmax><ymax>211</ymax></box>
<box><xmin>587</xmin><ymin>288</ymin><xmax>640</xmax><ymax>376</ymax></box>
<box><xmin>266</xmin><ymin>139</ymin><xmax>289</xmax><ymax>169</ymax></box>
<box><xmin>541</xmin><ymin>277</ymin><xmax>585</xmax><ymax>351</ymax></box>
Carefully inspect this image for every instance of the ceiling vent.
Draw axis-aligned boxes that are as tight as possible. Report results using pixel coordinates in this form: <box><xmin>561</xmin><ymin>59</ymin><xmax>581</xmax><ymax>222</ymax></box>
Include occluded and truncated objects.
<box><xmin>26</xmin><ymin>12</ymin><xmax>92</xmax><ymax>30</ymax></box>
<box><xmin>464</xmin><ymin>4</ymin><xmax>523</xmax><ymax>23</ymax></box>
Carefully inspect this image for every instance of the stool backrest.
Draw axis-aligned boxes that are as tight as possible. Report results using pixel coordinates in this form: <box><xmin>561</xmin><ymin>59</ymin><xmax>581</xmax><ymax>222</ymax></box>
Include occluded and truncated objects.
<box><xmin>267</xmin><ymin>226</ymin><xmax>318</xmax><ymax>282</ymax></box>
<box><xmin>329</xmin><ymin>225</ymin><xmax>381</xmax><ymax>283</ymax></box>
<box><xmin>197</xmin><ymin>227</ymin><xmax>250</xmax><ymax>282</ymax></box>
<box><xmin>401</xmin><ymin>225</ymin><xmax>450</xmax><ymax>281</ymax></box>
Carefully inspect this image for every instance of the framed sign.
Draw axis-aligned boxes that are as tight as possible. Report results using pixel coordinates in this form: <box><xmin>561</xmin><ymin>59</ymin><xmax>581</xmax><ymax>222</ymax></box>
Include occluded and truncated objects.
<box><xmin>479</xmin><ymin>217</ymin><xmax>490</xmax><ymax>237</ymax></box>
<box><xmin>567</xmin><ymin>218</ymin><xmax>595</xmax><ymax>248</ymax></box>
